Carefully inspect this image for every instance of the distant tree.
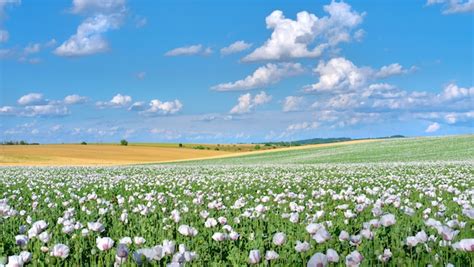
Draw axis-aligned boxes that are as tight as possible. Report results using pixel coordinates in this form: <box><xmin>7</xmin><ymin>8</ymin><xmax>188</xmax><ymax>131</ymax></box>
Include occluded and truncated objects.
<box><xmin>179</xmin><ymin>143</ymin><xmax>183</xmax><ymax>148</ymax></box>
<box><xmin>81</xmin><ymin>141</ymin><xmax>87</xmax><ymax>145</ymax></box>
<box><xmin>120</xmin><ymin>139</ymin><xmax>128</xmax><ymax>146</ymax></box>
<box><xmin>19</xmin><ymin>140</ymin><xmax>27</xmax><ymax>145</ymax></box>
<box><xmin>254</xmin><ymin>145</ymin><xmax>261</xmax><ymax>150</ymax></box>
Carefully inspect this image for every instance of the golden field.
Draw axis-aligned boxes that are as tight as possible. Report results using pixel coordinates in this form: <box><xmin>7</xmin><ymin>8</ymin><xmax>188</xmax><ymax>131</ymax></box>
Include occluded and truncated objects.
<box><xmin>0</xmin><ymin>140</ymin><xmax>378</xmax><ymax>166</ymax></box>
<box><xmin>0</xmin><ymin>144</ymin><xmax>232</xmax><ymax>166</ymax></box>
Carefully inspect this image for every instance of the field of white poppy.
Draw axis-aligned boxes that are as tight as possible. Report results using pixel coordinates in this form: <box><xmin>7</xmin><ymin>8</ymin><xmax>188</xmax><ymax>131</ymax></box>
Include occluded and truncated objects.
<box><xmin>178</xmin><ymin>135</ymin><xmax>474</xmax><ymax>165</ymax></box>
<box><xmin>0</xmin><ymin>162</ymin><xmax>473</xmax><ymax>266</ymax></box>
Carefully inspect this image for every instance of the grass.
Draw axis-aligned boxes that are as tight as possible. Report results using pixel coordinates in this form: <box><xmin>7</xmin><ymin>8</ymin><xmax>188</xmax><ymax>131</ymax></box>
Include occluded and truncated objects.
<box><xmin>176</xmin><ymin>135</ymin><xmax>474</xmax><ymax>165</ymax></box>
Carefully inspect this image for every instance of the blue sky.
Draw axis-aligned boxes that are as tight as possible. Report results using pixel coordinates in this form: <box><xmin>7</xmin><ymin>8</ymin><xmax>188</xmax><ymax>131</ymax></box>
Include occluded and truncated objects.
<box><xmin>0</xmin><ymin>0</ymin><xmax>473</xmax><ymax>143</ymax></box>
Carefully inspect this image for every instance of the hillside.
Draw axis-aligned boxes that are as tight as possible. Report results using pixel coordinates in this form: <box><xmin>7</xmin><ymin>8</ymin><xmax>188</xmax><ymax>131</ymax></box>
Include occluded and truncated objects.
<box><xmin>176</xmin><ymin>135</ymin><xmax>474</xmax><ymax>165</ymax></box>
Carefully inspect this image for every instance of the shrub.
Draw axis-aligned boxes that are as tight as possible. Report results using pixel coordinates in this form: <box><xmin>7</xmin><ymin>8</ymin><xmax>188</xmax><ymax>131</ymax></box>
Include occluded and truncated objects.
<box><xmin>120</xmin><ymin>139</ymin><xmax>128</xmax><ymax>146</ymax></box>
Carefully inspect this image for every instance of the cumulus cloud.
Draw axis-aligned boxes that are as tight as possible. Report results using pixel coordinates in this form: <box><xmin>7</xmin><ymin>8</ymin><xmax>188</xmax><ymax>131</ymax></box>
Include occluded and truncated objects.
<box><xmin>220</xmin><ymin>41</ymin><xmax>252</xmax><ymax>55</ymax></box>
<box><xmin>282</xmin><ymin>96</ymin><xmax>305</xmax><ymax>112</ymax></box>
<box><xmin>425</xmin><ymin>122</ymin><xmax>441</xmax><ymax>133</ymax></box>
<box><xmin>305</xmin><ymin>57</ymin><xmax>414</xmax><ymax>92</ymax></box>
<box><xmin>439</xmin><ymin>83</ymin><xmax>473</xmax><ymax>100</ymax></box>
<box><xmin>165</xmin><ymin>44</ymin><xmax>212</xmax><ymax>56</ymax></box>
<box><xmin>212</xmin><ymin>63</ymin><xmax>304</xmax><ymax>91</ymax></box>
<box><xmin>64</xmin><ymin>94</ymin><xmax>87</xmax><ymax>105</ymax></box>
<box><xmin>55</xmin><ymin>14</ymin><xmax>123</xmax><ymax>56</ymax></box>
<box><xmin>305</xmin><ymin>57</ymin><xmax>371</xmax><ymax>92</ymax></box>
<box><xmin>144</xmin><ymin>99</ymin><xmax>183</xmax><ymax>115</ymax></box>
<box><xmin>230</xmin><ymin>91</ymin><xmax>271</xmax><ymax>114</ymax></box>
<box><xmin>18</xmin><ymin>93</ymin><xmax>46</xmax><ymax>106</ymax></box>
<box><xmin>242</xmin><ymin>1</ymin><xmax>363</xmax><ymax>62</ymax></box>
<box><xmin>55</xmin><ymin>0</ymin><xmax>126</xmax><ymax>57</ymax></box>
<box><xmin>426</xmin><ymin>0</ymin><xmax>474</xmax><ymax>14</ymax></box>
<box><xmin>96</xmin><ymin>93</ymin><xmax>132</xmax><ymax>108</ymax></box>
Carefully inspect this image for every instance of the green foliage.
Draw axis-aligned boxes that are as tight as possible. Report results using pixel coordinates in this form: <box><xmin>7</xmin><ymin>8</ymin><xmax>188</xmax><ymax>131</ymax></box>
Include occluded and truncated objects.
<box><xmin>0</xmin><ymin>164</ymin><xmax>472</xmax><ymax>265</ymax></box>
<box><xmin>120</xmin><ymin>139</ymin><xmax>128</xmax><ymax>146</ymax></box>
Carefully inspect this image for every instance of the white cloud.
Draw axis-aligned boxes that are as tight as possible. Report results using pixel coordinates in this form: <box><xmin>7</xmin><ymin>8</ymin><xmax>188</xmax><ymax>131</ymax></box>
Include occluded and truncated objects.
<box><xmin>286</xmin><ymin>121</ymin><xmax>319</xmax><ymax>131</ymax></box>
<box><xmin>96</xmin><ymin>93</ymin><xmax>132</xmax><ymax>108</ymax></box>
<box><xmin>230</xmin><ymin>94</ymin><xmax>252</xmax><ymax>114</ymax></box>
<box><xmin>220</xmin><ymin>40</ymin><xmax>252</xmax><ymax>55</ymax></box>
<box><xmin>212</xmin><ymin>62</ymin><xmax>304</xmax><ymax>91</ymax></box>
<box><xmin>71</xmin><ymin>0</ymin><xmax>126</xmax><ymax>14</ymax></box>
<box><xmin>165</xmin><ymin>44</ymin><xmax>212</xmax><ymax>56</ymax></box>
<box><xmin>439</xmin><ymin>83</ymin><xmax>473</xmax><ymax>100</ymax></box>
<box><xmin>0</xmin><ymin>0</ymin><xmax>20</xmax><ymax>44</ymax></box>
<box><xmin>375</xmin><ymin>63</ymin><xmax>415</xmax><ymax>78</ymax></box>
<box><xmin>282</xmin><ymin>96</ymin><xmax>305</xmax><ymax>112</ymax></box>
<box><xmin>64</xmin><ymin>94</ymin><xmax>87</xmax><ymax>105</ymax></box>
<box><xmin>230</xmin><ymin>91</ymin><xmax>272</xmax><ymax>114</ymax></box>
<box><xmin>142</xmin><ymin>99</ymin><xmax>183</xmax><ymax>115</ymax></box>
<box><xmin>23</xmin><ymin>105</ymin><xmax>69</xmax><ymax>117</ymax></box>
<box><xmin>305</xmin><ymin>57</ymin><xmax>371</xmax><ymax>92</ymax></box>
<box><xmin>18</xmin><ymin>93</ymin><xmax>46</xmax><ymax>106</ymax></box>
<box><xmin>253</xmin><ymin>91</ymin><xmax>272</xmax><ymax>105</ymax></box>
<box><xmin>425</xmin><ymin>122</ymin><xmax>440</xmax><ymax>133</ymax></box>
<box><xmin>24</xmin><ymin>43</ymin><xmax>41</xmax><ymax>54</ymax></box>
<box><xmin>55</xmin><ymin>0</ymin><xmax>126</xmax><ymax>57</ymax></box>
<box><xmin>0</xmin><ymin>29</ymin><xmax>9</xmax><ymax>42</ymax></box>
<box><xmin>427</xmin><ymin>0</ymin><xmax>474</xmax><ymax>14</ymax></box>
<box><xmin>55</xmin><ymin>14</ymin><xmax>122</xmax><ymax>57</ymax></box>
<box><xmin>242</xmin><ymin>1</ymin><xmax>363</xmax><ymax>62</ymax></box>
<box><xmin>128</xmin><ymin>101</ymin><xmax>146</xmax><ymax>111</ymax></box>
<box><xmin>305</xmin><ymin>57</ymin><xmax>414</xmax><ymax>92</ymax></box>
<box><xmin>0</xmin><ymin>106</ymin><xmax>14</xmax><ymax>115</ymax></box>
<box><xmin>150</xmin><ymin>128</ymin><xmax>182</xmax><ymax>139</ymax></box>
<box><xmin>110</xmin><ymin>93</ymin><xmax>132</xmax><ymax>106</ymax></box>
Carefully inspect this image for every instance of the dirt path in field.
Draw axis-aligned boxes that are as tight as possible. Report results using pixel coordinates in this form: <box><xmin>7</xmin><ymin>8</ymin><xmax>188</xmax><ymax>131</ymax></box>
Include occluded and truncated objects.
<box><xmin>0</xmin><ymin>139</ymin><xmax>379</xmax><ymax>166</ymax></box>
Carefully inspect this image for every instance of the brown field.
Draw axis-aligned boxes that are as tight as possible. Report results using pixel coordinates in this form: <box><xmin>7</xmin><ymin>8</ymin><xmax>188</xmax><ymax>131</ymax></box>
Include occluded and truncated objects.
<box><xmin>0</xmin><ymin>139</ymin><xmax>378</xmax><ymax>166</ymax></box>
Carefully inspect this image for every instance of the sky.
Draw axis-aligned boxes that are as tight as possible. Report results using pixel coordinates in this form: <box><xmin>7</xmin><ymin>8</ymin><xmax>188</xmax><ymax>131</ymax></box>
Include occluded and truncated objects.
<box><xmin>0</xmin><ymin>0</ymin><xmax>473</xmax><ymax>144</ymax></box>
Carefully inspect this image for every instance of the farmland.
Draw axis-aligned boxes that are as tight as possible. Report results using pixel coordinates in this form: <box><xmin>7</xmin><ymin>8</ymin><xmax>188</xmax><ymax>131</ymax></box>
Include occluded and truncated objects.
<box><xmin>0</xmin><ymin>135</ymin><xmax>473</xmax><ymax>266</ymax></box>
<box><xmin>0</xmin><ymin>144</ymin><xmax>231</xmax><ymax>166</ymax></box>
<box><xmin>179</xmin><ymin>135</ymin><xmax>474</xmax><ymax>165</ymax></box>
<box><xmin>0</xmin><ymin>139</ymin><xmax>375</xmax><ymax>166</ymax></box>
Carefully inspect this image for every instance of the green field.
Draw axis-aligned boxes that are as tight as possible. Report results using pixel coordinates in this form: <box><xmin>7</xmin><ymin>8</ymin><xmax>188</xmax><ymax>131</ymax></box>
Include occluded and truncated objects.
<box><xmin>177</xmin><ymin>135</ymin><xmax>474</xmax><ymax>165</ymax></box>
